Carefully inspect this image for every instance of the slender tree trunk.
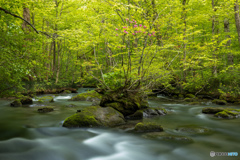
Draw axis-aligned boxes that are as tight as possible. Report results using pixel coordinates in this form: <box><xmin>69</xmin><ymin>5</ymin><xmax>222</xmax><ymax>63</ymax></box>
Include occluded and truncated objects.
<box><xmin>234</xmin><ymin>0</ymin><xmax>240</xmax><ymax>47</ymax></box>
<box><xmin>182</xmin><ymin>0</ymin><xmax>187</xmax><ymax>82</ymax></box>
<box><xmin>212</xmin><ymin>0</ymin><xmax>218</xmax><ymax>77</ymax></box>
<box><xmin>224</xmin><ymin>18</ymin><xmax>233</xmax><ymax>65</ymax></box>
<box><xmin>22</xmin><ymin>7</ymin><xmax>31</xmax><ymax>32</ymax></box>
<box><xmin>55</xmin><ymin>41</ymin><xmax>61</xmax><ymax>84</ymax></box>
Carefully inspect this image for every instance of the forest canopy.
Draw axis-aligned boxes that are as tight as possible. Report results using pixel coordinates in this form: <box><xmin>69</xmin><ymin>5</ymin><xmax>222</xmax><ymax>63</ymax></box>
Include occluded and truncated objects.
<box><xmin>1</xmin><ymin>0</ymin><xmax>240</xmax><ymax>98</ymax></box>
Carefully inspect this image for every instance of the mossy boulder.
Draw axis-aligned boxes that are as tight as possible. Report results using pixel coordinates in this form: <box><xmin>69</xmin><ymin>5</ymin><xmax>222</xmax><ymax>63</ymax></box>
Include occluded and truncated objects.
<box><xmin>126</xmin><ymin>110</ymin><xmax>143</xmax><ymax>120</ymax></box>
<box><xmin>20</xmin><ymin>96</ymin><xmax>33</xmax><ymax>104</ymax></box>
<box><xmin>96</xmin><ymin>89</ymin><xmax>149</xmax><ymax>116</ymax></box>
<box><xmin>134</xmin><ymin>122</ymin><xmax>163</xmax><ymax>132</ymax></box>
<box><xmin>37</xmin><ymin>96</ymin><xmax>54</xmax><ymax>103</ymax></box>
<box><xmin>10</xmin><ymin>99</ymin><xmax>22</xmax><ymax>107</ymax></box>
<box><xmin>214</xmin><ymin>110</ymin><xmax>240</xmax><ymax>119</ymax></box>
<box><xmin>38</xmin><ymin>107</ymin><xmax>54</xmax><ymax>113</ymax></box>
<box><xmin>176</xmin><ymin>125</ymin><xmax>212</xmax><ymax>135</ymax></box>
<box><xmin>10</xmin><ymin>96</ymin><xmax>32</xmax><ymax>106</ymax></box>
<box><xmin>63</xmin><ymin>106</ymin><xmax>126</xmax><ymax>128</ymax></box>
<box><xmin>70</xmin><ymin>90</ymin><xmax>102</xmax><ymax>101</ymax></box>
<box><xmin>212</xmin><ymin>99</ymin><xmax>227</xmax><ymax>105</ymax></box>
<box><xmin>202</xmin><ymin>107</ymin><xmax>224</xmax><ymax>114</ymax></box>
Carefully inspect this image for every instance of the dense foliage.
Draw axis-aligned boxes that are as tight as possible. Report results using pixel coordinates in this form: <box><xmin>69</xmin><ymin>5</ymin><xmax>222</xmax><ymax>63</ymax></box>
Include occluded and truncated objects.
<box><xmin>1</xmin><ymin>0</ymin><xmax>240</xmax><ymax>97</ymax></box>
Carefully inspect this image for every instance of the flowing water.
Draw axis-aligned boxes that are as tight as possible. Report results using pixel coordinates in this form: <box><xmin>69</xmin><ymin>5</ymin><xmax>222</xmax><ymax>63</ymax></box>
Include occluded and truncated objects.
<box><xmin>0</xmin><ymin>88</ymin><xmax>239</xmax><ymax>160</ymax></box>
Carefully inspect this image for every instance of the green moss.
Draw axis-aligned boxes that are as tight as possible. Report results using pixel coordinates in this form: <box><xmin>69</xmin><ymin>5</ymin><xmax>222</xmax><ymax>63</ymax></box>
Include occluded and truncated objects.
<box><xmin>202</xmin><ymin>107</ymin><xmax>224</xmax><ymax>114</ymax></box>
<box><xmin>63</xmin><ymin>106</ymin><xmax>125</xmax><ymax>128</ymax></box>
<box><xmin>184</xmin><ymin>98</ymin><xmax>194</xmax><ymax>102</ymax></box>
<box><xmin>63</xmin><ymin>113</ymin><xmax>100</xmax><ymax>128</ymax></box>
<box><xmin>134</xmin><ymin>122</ymin><xmax>163</xmax><ymax>132</ymax></box>
<box><xmin>212</xmin><ymin>99</ymin><xmax>227</xmax><ymax>105</ymax></box>
<box><xmin>127</xmin><ymin>110</ymin><xmax>143</xmax><ymax>120</ymax></box>
<box><xmin>215</xmin><ymin>110</ymin><xmax>240</xmax><ymax>119</ymax></box>
<box><xmin>186</xmin><ymin>94</ymin><xmax>195</xmax><ymax>98</ymax></box>
<box><xmin>71</xmin><ymin>90</ymin><xmax>102</xmax><ymax>101</ymax></box>
<box><xmin>64</xmin><ymin>90</ymin><xmax>71</xmax><ymax>94</ymax></box>
<box><xmin>37</xmin><ymin>96</ymin><xmax>54</xmax><ymax>103</ymax></box>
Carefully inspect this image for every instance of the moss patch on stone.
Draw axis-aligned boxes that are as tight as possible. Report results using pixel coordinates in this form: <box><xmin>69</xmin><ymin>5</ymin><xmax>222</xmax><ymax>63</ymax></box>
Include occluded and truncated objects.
<box><xmin>10</xmin><ymin>99</ymin><xmax>22</xmax><ymax>107</ymax></box>
<box><xmin>38</xmin><ymin>107</ymin><xmax>54</xmax><ymax>113</ymax></box>
<box><xmin>37</xmin><ymin>96</ymin><xmax>54</xmax><ymax>103</ymax></box>
<box><xmin>134</xmin><ymin>122</ymin><xmax>163</xmax><ymax>132</ymax></box>
<box><xmin>212</xmin><ymin>99</ymin><xmax>227</xmax><ymax>105</ymax></box>
<box><xmin>70</xmin><ymin>90</ymin><xmax>102</xmax><ymax>101</ymax></box>
<box><xmin>214</xmin><ymin>110</ymin><xmax>240</xmax><ymax>119</ymax></box>
<box><xmin>202</xmin><ymin>107</ymin><xmax>224</xmax><ymax>114</ymax></box>
<box><xmin>63</xmin><ymin>106</ymin><xmax>126</xmax><ymax>128</ymax></box>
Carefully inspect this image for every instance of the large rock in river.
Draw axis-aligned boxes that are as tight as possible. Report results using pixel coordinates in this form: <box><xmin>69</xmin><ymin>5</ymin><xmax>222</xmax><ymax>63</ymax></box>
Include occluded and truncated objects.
<box><xmin>96</xmin><ymin>89</ymin><xmax>149</xmax><ymax>116</ymax></box>
<box><xmin>10</xmin><ymin>96</ymin><xmax>33</xmax><ymax>107</ymax></box>
<box><xmin>63</xmin><ymin>106</ymin><xmax>126</xmax><ymax>128</ymax></box>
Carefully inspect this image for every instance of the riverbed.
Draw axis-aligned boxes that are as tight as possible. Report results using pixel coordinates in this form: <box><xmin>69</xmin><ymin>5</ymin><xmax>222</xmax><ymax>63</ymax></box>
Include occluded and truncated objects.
<box><xmin>0</xmin><ymin>88</ymin><xmax>239</xmax><ymax>160</ymax></box>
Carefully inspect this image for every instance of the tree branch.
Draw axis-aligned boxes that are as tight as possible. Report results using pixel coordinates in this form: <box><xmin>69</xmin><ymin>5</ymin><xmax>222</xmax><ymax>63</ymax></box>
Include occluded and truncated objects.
<box><xmin>0</xmin><ymin>7</ymin><xmax>39</xmax><ymax>34</ymax></box>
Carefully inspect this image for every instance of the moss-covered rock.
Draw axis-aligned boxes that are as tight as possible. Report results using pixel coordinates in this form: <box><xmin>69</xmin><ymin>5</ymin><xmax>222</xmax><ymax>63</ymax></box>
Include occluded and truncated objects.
<box><xmin>10</xmin><ymin>99</ymin><xmax>22</xmax><ymax>107</ymax></box>
<box><xmin>70</xmin><ymin>90</ymin><xmax>102</xmax><ymax>101</ymax></box>
<box><xmin>38</xmin><ymin>96</ymin><xmax>54</xmax><ymax>103</ymax></box>
<box><xmin>97</xmin><ymin>89</ymin><xmax>149</xmax><ymax>116</ymax></box>
<box><xmin>202</xmin><ymin>107</ymin><xmax>224</xmax><ymax>114</ymax></box>
<box><xmin>10</xmin><ymin>96</ymin><xmax>32</xmax><ymax>106</ymax></box>
<box><xmin>38</xmin><ymin>107</ymin><xmax>54</xmax><ymax>113</ymax></box>
<box><xmin>134</xmin><ymin>122</ymin><xmax>163</xmax><ymax>132</ymax></box>
<box><xmin>214</xmin><ymin>110</ymin><xmax>240</xmax><ymax>119</ymax></box>
<box><xmin>212</xmin><ymin>99</ymin><xmax>227</xmax><ymax>105</ymax></box>
<box><xmin>175</xmin><ymin>125</ymin><xmax>212</xmax><ymax>135</ymax></box>
<box><xmin>126</xmin><ymin>110</ymin><xmax>143</xmax><ymax>120</ymax></box>
<box><xmin>63</xmin><ymin>106</ymin><xmax>126</xmax><ymax>128</ymax></box>
<box><xmin>20</xmin><ymin>96</ymin><xmax>33</xmax><ymax>104</ymax></box>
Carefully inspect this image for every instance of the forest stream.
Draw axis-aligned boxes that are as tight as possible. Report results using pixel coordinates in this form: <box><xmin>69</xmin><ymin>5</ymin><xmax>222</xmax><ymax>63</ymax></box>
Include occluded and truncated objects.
<box><xmin>0</xmin><ymin>88</ymin><xmax>239</xmax><ymax>160</ymax></box>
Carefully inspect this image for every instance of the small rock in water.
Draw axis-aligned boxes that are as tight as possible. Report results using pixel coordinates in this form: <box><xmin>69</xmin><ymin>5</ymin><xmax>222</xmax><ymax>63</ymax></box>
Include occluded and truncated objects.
<box><xmin>175</xmin><ymin>125</ymin><xmax>212</xmax><ymax>135</ymax></box>
<box><xmin>38</xmin><ymin>107</ymin><xmax>54</xmax><ymax>113</ymax></box>
<box><xmin>134</xmin><ymin>122</ymin><xmax>163</xmax><ymax>132</ymax></box>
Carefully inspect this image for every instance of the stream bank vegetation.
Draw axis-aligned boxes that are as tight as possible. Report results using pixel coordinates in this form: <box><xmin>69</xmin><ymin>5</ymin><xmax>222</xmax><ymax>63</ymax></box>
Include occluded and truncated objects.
<box><xmin>1</xmin><ymin>0</ymin><xmax>240</xmax><ymax>104</ymax></box>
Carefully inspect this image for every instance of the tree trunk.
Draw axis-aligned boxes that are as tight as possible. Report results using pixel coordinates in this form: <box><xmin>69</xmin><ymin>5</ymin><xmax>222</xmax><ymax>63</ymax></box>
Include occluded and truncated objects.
<box><xmin>182</xmin><ymin>0</ymin><xmax>187</xmax><ymax>81</ymax></box>
<box><xmin>224</xmin><ymin>18</ymin><xmax>233</xmax><ymax>65</ymax></box>
<box><xmin>55</xmin><ymin>41</ymin><xmax>61</xmax><ymax>84</ymax></box>
<box><xmin>212</xmin><ymin>0</ymin><xmax>218</xmax><ymax>77</ymax></box>
<box><xmin>22</xmin><ymin>7</ymin><xmax>31</xmax><ymax>32</ymax></box>
<box><xmin>234</xmin><ymin>0</ymin><xmax>240</xmax><ymax>47</ymax></box>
